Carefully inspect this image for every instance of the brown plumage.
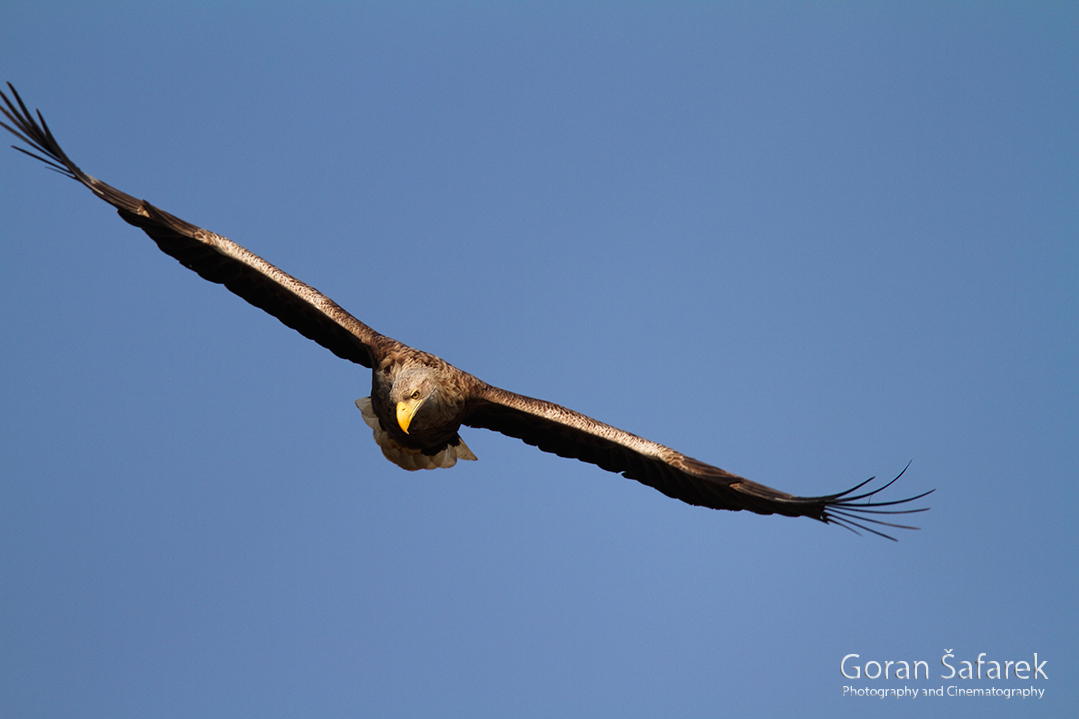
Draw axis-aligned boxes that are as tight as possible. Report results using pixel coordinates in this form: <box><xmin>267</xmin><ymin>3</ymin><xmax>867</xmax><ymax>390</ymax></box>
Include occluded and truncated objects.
<box><xmin>2</xmin><ymin>84</ymin><xmax>932</xmax><ymax>539</ymax></box>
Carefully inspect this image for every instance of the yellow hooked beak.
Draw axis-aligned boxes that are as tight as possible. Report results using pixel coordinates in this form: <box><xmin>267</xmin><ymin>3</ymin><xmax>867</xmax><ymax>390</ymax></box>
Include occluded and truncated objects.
<box><xmin>396</xmin><ymin>399</ymin><xmax>421</xmax><ymax>434</ymax></box>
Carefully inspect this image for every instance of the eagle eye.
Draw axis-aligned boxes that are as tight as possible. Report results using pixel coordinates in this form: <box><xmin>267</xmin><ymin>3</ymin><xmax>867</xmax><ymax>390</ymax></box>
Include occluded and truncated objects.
<box><xmin>410</xmin><ymin>390</ymin><xmax>420</xmax><ymax>400</ymax></box>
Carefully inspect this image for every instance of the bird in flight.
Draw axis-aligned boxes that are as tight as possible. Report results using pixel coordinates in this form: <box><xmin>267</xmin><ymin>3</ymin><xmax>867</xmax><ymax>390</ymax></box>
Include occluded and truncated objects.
<box><xmin>2</xmin><ymin>84</ymin><xmax>931</xmax><ymax>539</ymax></box>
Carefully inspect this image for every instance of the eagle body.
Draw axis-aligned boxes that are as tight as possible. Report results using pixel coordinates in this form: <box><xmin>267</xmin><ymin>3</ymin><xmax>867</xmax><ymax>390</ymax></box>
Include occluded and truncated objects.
<box><xmin>1</xmin><ymin>84</ymin><xmax>931</xmax><ymax>539</ymax></box>
<box><xmin>363</xmin><ymin>345</ymin><xmax>479</xmax><ymax>470</ymax></box>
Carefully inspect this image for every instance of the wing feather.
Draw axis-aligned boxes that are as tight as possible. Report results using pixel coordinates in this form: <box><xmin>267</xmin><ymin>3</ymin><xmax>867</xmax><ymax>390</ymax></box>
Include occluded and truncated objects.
<box><xmin>1</xmin><ymin>84</ymin><xmax>382</xmax><ymax>368</ymax></box>
<box><xmin>466</xmin><ymin>385</ymin><xmax>931</xmax><ymax>538</ymax></box>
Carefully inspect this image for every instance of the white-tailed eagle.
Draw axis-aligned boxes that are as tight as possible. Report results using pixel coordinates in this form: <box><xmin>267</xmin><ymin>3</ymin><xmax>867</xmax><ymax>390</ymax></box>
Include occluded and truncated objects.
<box><xmin>2</xmin><ymin>85</ymin><xmax>931</xmax><ymax>539</ymax></box>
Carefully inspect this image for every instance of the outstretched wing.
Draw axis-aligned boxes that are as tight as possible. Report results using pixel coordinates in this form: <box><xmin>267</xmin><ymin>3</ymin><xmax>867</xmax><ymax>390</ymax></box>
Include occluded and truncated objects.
<box><xmin>4</xmin><ymin>85</ymin><xmax>931</xmax><ymax>538</ymax></box>
<box><xmin>1</xmin><ymin>84</ymin><xmax>383</xmax><ymax>368</ymax></box>
<box><xmin>466</xmin><ymin>385</ymin><xmax>932</xmax><ymax>539</ymax></box>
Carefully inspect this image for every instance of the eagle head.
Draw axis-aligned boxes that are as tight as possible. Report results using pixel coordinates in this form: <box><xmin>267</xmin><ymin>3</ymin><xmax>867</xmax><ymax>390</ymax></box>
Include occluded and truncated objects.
<box><xmin>389</xmin><ymin>366</ymin><xmax>441</xmax><ymax>434</ymax></box>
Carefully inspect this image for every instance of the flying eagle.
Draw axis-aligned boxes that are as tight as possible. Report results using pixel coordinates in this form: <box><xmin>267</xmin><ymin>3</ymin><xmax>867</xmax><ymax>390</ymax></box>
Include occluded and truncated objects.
<box><xmin>2</xmin><ymin>85</ymin><xmax>930</xmax><ymax>539</ymax></box>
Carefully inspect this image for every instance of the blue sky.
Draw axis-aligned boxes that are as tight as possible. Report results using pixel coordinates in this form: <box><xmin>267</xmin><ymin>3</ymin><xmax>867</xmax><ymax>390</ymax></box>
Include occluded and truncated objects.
<box><xmin>1</xmin><ymin>4</ymin><xmax>1075</xmax><ymax>717</ymax></box>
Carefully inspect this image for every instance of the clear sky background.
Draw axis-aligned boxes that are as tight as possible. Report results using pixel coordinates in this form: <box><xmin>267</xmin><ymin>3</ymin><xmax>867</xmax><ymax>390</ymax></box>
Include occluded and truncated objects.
<box><xmin>1</xmin><ymin>4</ymin><xmax>1075</xmax><ymax>717</ymax></box>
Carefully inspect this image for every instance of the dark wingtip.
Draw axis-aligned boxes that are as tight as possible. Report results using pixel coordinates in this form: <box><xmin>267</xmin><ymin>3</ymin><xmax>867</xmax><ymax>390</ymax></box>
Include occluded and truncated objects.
<box><xmin>1</xmin><ymin>82</ymin><xmax>80</xmax><ymax>181</ymax></box>
<box><xmin>818</xmin><ymin>462</ymin><xmax>934</xmax><ymax>541</ymax></box>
